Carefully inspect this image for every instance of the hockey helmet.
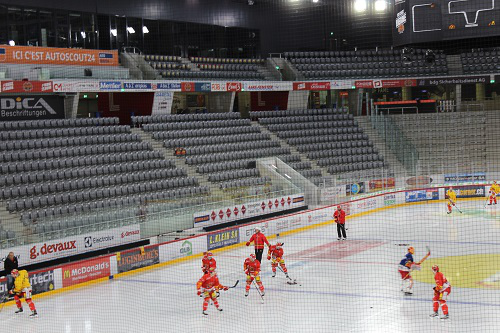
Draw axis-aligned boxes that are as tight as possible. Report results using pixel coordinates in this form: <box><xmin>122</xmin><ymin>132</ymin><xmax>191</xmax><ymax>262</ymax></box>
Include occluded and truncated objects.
<box><xmin>11</xmin><ymin>269</ymin><xmax>19</xmax><ymax>277</ymax></box>
<box><xmin>254</xmin><ymin>227</ymin><xmax>261</xmax><ymax>233</ymax></box>
<box><xmin>408</xmin><ymin>246</ymin><xmax>415</xmax><ymax>254</ymax></box>
<box><xmin>249</xmin><ymin>254</ymin><xmax>256</xmax><ymax>260</ymax></box>
<box><xmin>432</xmin><ymin>265</ymin><xmax>439</xmax><ymax>273</ymax></box>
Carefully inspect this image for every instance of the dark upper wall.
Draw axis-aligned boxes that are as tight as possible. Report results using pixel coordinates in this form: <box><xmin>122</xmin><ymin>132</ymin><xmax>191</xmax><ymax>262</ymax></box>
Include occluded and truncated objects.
<box><xmin>2</xmin><ymin>0</ymin><xmax>393</xmax><ymax>54</ymax></box>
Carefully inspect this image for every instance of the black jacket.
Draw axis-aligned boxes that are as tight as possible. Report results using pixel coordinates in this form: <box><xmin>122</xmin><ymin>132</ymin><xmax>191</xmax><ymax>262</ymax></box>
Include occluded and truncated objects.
<box><xmin>4</xmin><ymin>257</ymin><xmax>18</xmax><ymax>275</ymax></box>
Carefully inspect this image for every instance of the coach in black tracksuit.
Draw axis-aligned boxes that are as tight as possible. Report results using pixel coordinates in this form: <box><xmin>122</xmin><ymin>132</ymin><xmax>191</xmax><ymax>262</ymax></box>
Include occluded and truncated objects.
<box><xmin>4</xmin><ymin>252</ymin><xmax>18</xmax><ymax>291</ymax></box>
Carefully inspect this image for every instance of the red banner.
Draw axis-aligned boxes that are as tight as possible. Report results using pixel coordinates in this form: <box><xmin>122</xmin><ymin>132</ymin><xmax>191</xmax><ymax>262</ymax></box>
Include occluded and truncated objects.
<box><xmin>181</xmin><ymin>82</ymin><xmax>195</xmax><ymax>92</ymax></box>
<box><xmin>226</xmin><ymin>82</ymin><xmax>242</xmax><ymax>92</ymax></box>
<box><xmin>61</xmin><ymin>257</ymin><xmax>111</xmax><ymax>288</ymax></box>
<box><xmin>1</xmin><ymin>80</ymin><xmax>53</xmax><ymax>93</ymax></box>
<box><xmin>293</xmin><ymin>82</ymin><xmax>331</xmax><ymax>91</ymax></box>
<box><xmin>369</xmin><ymin>178</ymin><xmax>396</xmax><ymax>191</ymax></box>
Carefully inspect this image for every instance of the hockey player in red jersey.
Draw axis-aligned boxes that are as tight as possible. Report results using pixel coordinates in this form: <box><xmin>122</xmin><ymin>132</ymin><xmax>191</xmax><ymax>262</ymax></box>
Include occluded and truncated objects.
<box><xmin>267</xmin><ymin>242</ymin><xmax>289</xmax><ymax>279</ymax></box>
<box><xmin>201</xmin><ymin>252</ymin><xmax>217</xmax><ymax>274</ymax></box>
<box><xmin>430</xmin><ymin>265</ymin><xmax>451</xmax><ymax>320</ymax></box>
<box><xmin>244</xmin><ymin>254</ymin><xmax>265</xmax><ymax>297</ymax></box>
<box><xmin>196</xmin><ymin>270</ymin><xmax>228</xmax><ymax>315</ymax></box>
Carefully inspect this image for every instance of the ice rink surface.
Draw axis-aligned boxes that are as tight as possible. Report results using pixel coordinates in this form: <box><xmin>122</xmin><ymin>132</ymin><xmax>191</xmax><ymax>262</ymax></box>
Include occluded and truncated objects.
<box><xmin>3</xmin><ymin>199</ymin><xmax>500</xmax><ymax>333</ymax></box>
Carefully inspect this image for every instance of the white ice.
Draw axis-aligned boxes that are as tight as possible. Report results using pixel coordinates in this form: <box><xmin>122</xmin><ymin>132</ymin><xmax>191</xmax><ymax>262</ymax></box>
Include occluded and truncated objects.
<box><xmin>3</xmin><ymin>199</ymin><xmax>500</xmax><ymax>333</ymax></box>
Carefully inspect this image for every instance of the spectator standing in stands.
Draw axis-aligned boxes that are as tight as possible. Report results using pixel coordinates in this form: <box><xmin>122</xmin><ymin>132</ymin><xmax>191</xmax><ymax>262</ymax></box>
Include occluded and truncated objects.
<box><xmin>246</xmin><ymin>227</ymin><xmax>270</xmax><ymax>262</ymax></box>
<box><xmin>4</xmin><ymin>252</ymin><xmax>18</xmax><ymax>296</ymax></box>
<box><xmin>334</xmin><ymin>206</ymin><xmax>347</xmax><ymax>241</ymax></box>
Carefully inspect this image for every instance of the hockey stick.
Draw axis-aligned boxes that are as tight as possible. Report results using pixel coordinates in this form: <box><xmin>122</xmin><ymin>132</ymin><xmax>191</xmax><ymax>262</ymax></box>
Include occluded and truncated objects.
<box><xmin>252</xmin><ymin>279</ymin><xmax>264</xmax><ymax>303</ymax></box>
<box><xmin>453</xmin><ymin>203</ymin><xmax>463</xmax><ymax>214</ymax></box>
<box><xmin>278</xmin><ymin>266</ymin><xmax>298</xmax><ymax>285</ymax></box>
<box><xmin>416</xmin><ymin>246</ymin><xmax>431</xmax><ymax>265</ymax></box>
<box><xmin>484</xmin><ymin>194</ymin><xmax>493</xmax><ymax>208</ymax></box>
<box><xmin>227</xmin><ymin>280</ymin><xmax>239</xmax><ymax>289</ymax></box>
<box><xmin>0</xmin><ymin>293</ymin><xmax>8</xmax><ymax>314</ymax></box>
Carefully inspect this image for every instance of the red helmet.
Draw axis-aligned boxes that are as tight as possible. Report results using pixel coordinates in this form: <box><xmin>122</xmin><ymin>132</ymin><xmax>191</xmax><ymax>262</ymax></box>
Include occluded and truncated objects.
<box><xmin>249</xmin><ymin>254</ymin><xmax>256</xmax><ymax>260</ymax></box>
<box><xmin>206</xmin><ymin>252</ymin><xmax>213</xmax><ymax>258</ymax></box>
<box><xmin>11</xmin><ymin>269</ymin><xmax>19</xmax><ymax>277</ymax></box>
<box><xmin>276</xmin><ymin>242</ymin><xmax>283</xmax><ymax>248</ymax></box>
<box><xmin>432</xmin><ymin>265</ymin><xmax>439</xmax><ymax>273</ymax></box>
<box><xmin>408</xmin><ymin>246</ymin><xmax>415</xmax><ymax>254</ymax></box>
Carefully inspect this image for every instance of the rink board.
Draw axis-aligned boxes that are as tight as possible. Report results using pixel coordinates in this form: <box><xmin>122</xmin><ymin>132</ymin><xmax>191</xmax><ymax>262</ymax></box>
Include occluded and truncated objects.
<box><xmin>0</xmin><ymin>183</ymin><xmax>490</xmax><ymax>306</ymax></box>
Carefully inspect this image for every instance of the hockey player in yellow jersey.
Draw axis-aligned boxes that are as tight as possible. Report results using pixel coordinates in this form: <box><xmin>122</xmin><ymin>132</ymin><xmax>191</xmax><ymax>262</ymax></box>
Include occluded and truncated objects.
<box><xmin>446</xmin><ymin>187</ymin><xmax>457</xmax><ymax>214</ymax></box>
<box><xmin>9</xmin><ymin>269</ymin><xmax>38</xmax><ymax>317</ymax></box>
<box><xmin>488</xmin><ymin>181</ymin><xmax>500</xmax><ymax>205</ymax></box>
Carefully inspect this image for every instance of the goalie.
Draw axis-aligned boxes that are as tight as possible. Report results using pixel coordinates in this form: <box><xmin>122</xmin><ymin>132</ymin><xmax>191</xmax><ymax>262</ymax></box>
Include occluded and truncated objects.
<box><xmin>398</xmin><ymin>246</ymin><xmax>430</xmax><ymax>295</ymax></box>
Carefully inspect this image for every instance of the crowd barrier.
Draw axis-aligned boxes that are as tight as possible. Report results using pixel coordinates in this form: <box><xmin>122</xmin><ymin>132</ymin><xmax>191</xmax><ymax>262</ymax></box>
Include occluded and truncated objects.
<box><xmin>0</xmin><ymin>183</ymin><xmax>490</xmax><ymax>305</ymax></box>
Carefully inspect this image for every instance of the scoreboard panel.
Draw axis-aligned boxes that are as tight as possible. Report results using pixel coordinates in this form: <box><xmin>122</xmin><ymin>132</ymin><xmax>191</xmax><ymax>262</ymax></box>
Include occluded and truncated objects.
<box><xmin>394</xmin><ymin>0</ymin><xmax>500</xmax><ymax>45</ymax></box>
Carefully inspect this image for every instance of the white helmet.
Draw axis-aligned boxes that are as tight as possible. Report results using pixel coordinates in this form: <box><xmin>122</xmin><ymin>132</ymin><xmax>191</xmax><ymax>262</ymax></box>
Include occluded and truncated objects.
<box><xmin>255</xmin><ymin>227</ymin><xmax>261</xmax><ymax>232</ymax></box>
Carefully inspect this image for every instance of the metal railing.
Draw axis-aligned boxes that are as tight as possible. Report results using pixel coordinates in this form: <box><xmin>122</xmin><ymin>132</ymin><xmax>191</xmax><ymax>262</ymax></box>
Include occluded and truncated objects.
<box><xmin>0</xmin><ymin>185</ymin><xmax>301</xmax><ymax>249</ymax></box>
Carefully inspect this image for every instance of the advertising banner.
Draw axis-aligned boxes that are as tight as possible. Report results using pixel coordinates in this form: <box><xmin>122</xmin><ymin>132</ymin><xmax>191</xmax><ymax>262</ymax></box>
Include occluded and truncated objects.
<box><xmin>0</xmin><ymin>224</ymin><xmax>141</xmax><ymax>266</ymax></box>
<box><xmin>210</xmin><ymin>83</ymin><xmax>226</xmax><ymax>92</ymax></box>
<box><xmin>156</xmin><ymin>82</ymin><xmax>181</xmax><ymax>91</ymax></box>
<box><xmin>450</xmin><ymin>186</ymin><xmax>486</xmax><ymax>199</ymax></box>
<box><xmin>123</xmin><ymin>82</ymin><xmax>153</xmax><ymax>91</ymax></box>
<box><xmin>244</xmin><ymin>82</ymin><xmax>293</xmax><ymax>91</ymax></box>
<box><xmin>226</xmin><ymin>82</ymin><xmax>243</xmax><ymax>92</ymax></box>
<box><xmin>346</xmin><ymin>182</ymin><xmax>365</xmax><ymax>196</ymax></box>
<box><xmin>384</xmin><ymin>193</ymin><xmax>397</xmax><ymax>206</ymax></box>
<box><xmin>52</xmin><ymin>80</ymin><xmax>99</xmax><ymax>92</ymax></box>
<box><xmin>444</xmin><ymin>172</ymin><xmax>486</xmax><ymax>183</ymax></box>
<box><xmin>193</xmin><ymin>194</ymin><xmax>305</xmax><ymax>228</ymax></box>
<box><xmin>181</xmin><ymin>82</ymin><xmax>195</xmax><ymax>92</ymax></box>
<box><xmin>405</xmin><ymin>175</ymin><xmax>434</xmax><ymax>187</ymax></box>
<box><xmin>207</xmin><ymin>229</ymin><xmax>240</xmax><ymax>251</ymax></box>
<box><xmin>1</xmin><ymin>80</ymin><xmax>53</xmax><ymax>93</ymax></box>
<box><xmin>116</xmin><ymin>246</ymin><xmax>160</xmax><ymax>274</ymax></box>
<box><xmin>405</xmin><ymin>189</ymin><xmax>439</xmax><ymax>203</ymax></box>
<box><xmin>61</xmin><ymin>257</ymin><xmax>111</xmax><ymax>288</ymax></box>
<box><xmin>0</xmin><ymin>45</ymin><xmax>118</xmax><ymax>66</ymax></box>
<box><xmin>0</xmin><ymin>95</ymin><xmax>64</xmax><ymax>121</ymax></box>
<box><xmin>159</xmin><ymin>236</ymin><xmax>207</xmax><ymax>263</ymax></box>
<box><xmin>417</xmin><ymin>76</ymin><xmax>489</xmax><ymax>86</ymax></box>
<box><xmin>355</xmin><ymin>197</ymin><xmax>379</xmax><ymax>212</ymax></box>
<box><xmin>320</xmin><ymin>186</ymin><xmax>344</xmax><ymax>202</ymax></box>
<box><xmin>0</xmin><ymin>269</ymin><xmax>55</xmax><ymax>301</ymax></box>
<box><xmin>369</xmin><ymin>178</ymin><xmax>396</xmax><ymax>191</ymax></box>
<box><xmin>99</xmin><ymin>81</ymin><xmax>122</xmax><ymax>91</ymax></box>
<box><xmin>293</xmin><ymin>82</ymin><xmax>331</xmax><ymax>91</ymax></box>
<box><xmin>355</xmin><ymin>79</ymin><xmax>416</xmax><ymax>89</ymax></box>
<box><xmin>195</xmin><ymin>82</ymin><xmax>211</xmax><ymax>92</ymax></box>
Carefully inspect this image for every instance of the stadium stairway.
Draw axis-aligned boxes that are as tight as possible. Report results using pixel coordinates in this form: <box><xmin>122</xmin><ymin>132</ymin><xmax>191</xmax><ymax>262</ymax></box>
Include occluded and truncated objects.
<box><xmin>255</xmin><ymin>122</ymin><xmax>329</xmax><ymax>177</ymax></box>
<box><xmin>484</xmin><ymin>110</ymin><xmax>500</xmax><ymax>173</ymax></box>
<box><xmin>130</xmin><ymin>128</ymin><xmax>218</xmax><ymax>194</ymax></box>
<box><xmin>356</xmin><ymin>117</ymin><xmax>406</xmax><ymax>177</ymax></box>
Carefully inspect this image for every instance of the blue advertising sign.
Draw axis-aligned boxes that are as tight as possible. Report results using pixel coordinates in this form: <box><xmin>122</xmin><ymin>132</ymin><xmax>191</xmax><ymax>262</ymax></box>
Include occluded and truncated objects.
<box><xmin>156</xmin><ymin>82</ymin><xmax>181</xmax><ymax>90</ymax></box>
<box><xmin>207</xmin><ymin>229</ymin><xmax>240</xmax><ymax>251</ymax></box>
<box><xmin>346</xmin><ymin>182</ymin><xmax>365</xmax><ymax>196</ymax></box>
<box><xmin>405</xmin><ymin>189</ymin><xmax>439</xmax><ymax>203</ymax></box>
<box><xmin>444</xmin><ymin>173</ymin><xmax>486</xmax><ymax>183</ymax></box>
<box><xmin>195</xmin><ymin>82</ymin><xmax>211</xmax><ymax>92</ymax></box>
<box><xmin>99</xmin><ymin>81</ymin><xmax>122</xmax><ymax>91</ymax></box>
<box><xmin>123</xmin><ymin>82</ymin><xmax>152</xmax><ymax>90</ymax></box>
